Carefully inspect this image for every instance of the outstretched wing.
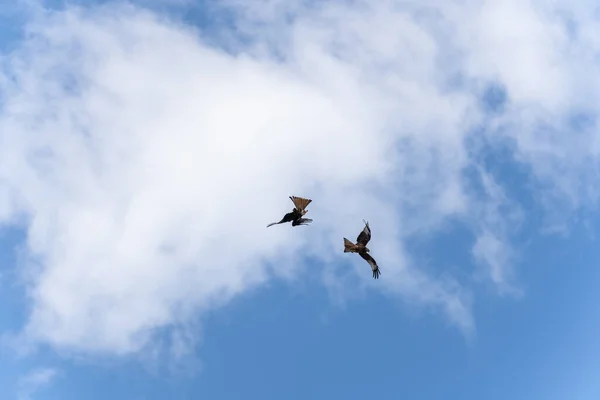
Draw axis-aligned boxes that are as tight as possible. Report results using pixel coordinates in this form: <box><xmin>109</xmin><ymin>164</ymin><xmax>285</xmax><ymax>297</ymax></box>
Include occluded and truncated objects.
<box><xmin>289</xmin><ymin>196</ymin><xmax>312</xmax><ymax>212</ymax></box>
<box><xmin>292</xmin><ymin>217</ymin><xmax>313</xmax><ymax>226</ymax></box>
<box><xmin>356</xmin><ymin>220</ymin><xmax>371</xmax><ymax>246</ymax></box>
<box><xmin>266</xmin><ymin>211</ymin><xmax>296</xmax><ymax>227</ymax></box>
<box><xmin>359</xmin><ymin>252</ymin><xmax>380</xmax><ymax>279</ymax></box>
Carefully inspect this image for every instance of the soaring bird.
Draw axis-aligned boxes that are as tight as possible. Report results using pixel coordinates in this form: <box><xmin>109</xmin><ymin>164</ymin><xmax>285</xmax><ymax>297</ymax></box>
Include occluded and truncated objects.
<box><xmin>267</xmin><ymin>196</ymin><xmax>313</xmax><ymax>227</ymax></box>
<box><xmin>343</xmin><ymin>220</ymin><xmax>381</xmax><ymax>279</ymax></box>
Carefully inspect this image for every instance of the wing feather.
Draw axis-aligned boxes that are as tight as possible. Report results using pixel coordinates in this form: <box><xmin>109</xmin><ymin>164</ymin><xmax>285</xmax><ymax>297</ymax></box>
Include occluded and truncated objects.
<box><xmin>359</xmin><ymin>252</ymin><xmax>380</xmax><ymax>279</ymax></box>
<box><xmin>356</xmin><ymin>220</ymin><xmax>371</xmax><ymax>246</ymax></box>
<box><xmin>292</xmin><ymin>217</ymin><xmax>313</xmax><ymax>226</ymax></box>
<box><xmin>289</xmin><ymin>196</ymin><xmax>312</xmax><ymax>212</ymax></box>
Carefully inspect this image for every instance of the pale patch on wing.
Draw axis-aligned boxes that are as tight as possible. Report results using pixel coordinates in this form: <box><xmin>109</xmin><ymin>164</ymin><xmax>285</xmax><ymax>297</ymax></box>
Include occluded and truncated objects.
<box><xmin>359</xmin><ymin>252</ymin><xmax>380</xmax><ymax>279</ymax></box>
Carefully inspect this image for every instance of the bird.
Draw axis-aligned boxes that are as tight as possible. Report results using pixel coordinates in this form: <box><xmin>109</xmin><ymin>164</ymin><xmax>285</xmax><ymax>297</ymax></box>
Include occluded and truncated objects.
<box><xmin>267</xmin><ymin>196</ymin><xmax>313</xmax><ymax>227</ymax></box>
<box><xmin>343</xmin><ymin>220</ymin><xmax>381</xmax><ymax>279</ymax></box>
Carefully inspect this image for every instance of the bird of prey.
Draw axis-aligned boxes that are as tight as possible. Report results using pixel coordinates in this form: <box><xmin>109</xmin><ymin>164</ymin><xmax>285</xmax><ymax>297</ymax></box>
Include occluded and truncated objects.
<box><xmin>267</xmin><ymin>196</ymin><xmax>313</xmax><ymax>227</ymax></box>
<box><xmin>343</xmin><ymin>220</ymin><xmax>381</xmax><ymax>279</ymax></box>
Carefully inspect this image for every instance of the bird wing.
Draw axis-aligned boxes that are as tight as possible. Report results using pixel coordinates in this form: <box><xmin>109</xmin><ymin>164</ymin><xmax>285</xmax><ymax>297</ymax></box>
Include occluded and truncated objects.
<box><xmin>267</xmin><ymin>211</ymin><xmax>296</xmax><ymax>227</ymax></box>
<box><xmin>292</xmin><ymin>217</ymin><xmax>313</xmax><ymax>226</ymax></box>
<box><xmin>359</xmin><ymin>252</ymin><xmax>380</xmax><ymax>279</ymax></box>
<box><xmin>289</xmin><ymin>196</ymin><xmax>312</xmax><ymax>212</ymax></box>
<box><xmin>356</xmin><ymin>220</ymin><xmax>371</xmax><ymax>246</ymax></box>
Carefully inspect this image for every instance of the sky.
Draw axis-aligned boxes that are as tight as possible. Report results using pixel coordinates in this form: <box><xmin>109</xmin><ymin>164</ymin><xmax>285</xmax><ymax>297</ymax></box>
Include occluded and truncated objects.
<box><xmin>0</xmin><ymin>0</ymin><xmax>599</xmax><ymax>399</ymax></box>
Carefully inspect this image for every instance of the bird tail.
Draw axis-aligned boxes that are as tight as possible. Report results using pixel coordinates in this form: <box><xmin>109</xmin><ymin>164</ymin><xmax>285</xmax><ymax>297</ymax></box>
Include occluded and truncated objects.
<box><xmin>343</xmin><ymin>238</ymin><xmax>356</xmax><ymax>252</ymax></box>
<box><xmin>290</xmin><ymin>196</ymin><xmax>312</xmax><ymax>212</ymax></box>
<box><xmin>267</xmin><ymin>221</ymin><xmax>282</xmax><ymax>227</ymax></box>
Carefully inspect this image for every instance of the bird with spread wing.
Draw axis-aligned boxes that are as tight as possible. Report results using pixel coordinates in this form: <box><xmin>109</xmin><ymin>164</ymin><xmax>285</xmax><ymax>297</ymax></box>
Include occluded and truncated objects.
<box><xmin>343</xmin><ymin>220</ymin><xmax>381</xmax><ymax>279</ymax></box>
<box><xmin>267</xmin><ymin>196</ymin><xmax>313</xmax><ymax>227</ymax></box>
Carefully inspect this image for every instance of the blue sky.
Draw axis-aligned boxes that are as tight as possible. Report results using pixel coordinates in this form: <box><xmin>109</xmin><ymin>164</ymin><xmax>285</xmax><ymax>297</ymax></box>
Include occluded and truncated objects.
<box><xmin>3</xmin><ymin>212</ymin><xmax>600</xmax><ymax>399</ymax></box>
<box><xmin>1</xmin><ymin>0</ymin><xmax>600</xmax><ymax>399</ymax></box>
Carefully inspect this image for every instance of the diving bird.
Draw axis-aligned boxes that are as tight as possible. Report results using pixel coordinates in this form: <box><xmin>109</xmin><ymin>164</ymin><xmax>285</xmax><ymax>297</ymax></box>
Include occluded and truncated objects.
<box><xmin>267</xmin><ymin>196</ymin><xmax>313</xmax><ymax>227</ymax></box>
<box><xmin>343</xmin><ymin>220</ymin><xmax>381</xmax><ymax>279</ymax></box>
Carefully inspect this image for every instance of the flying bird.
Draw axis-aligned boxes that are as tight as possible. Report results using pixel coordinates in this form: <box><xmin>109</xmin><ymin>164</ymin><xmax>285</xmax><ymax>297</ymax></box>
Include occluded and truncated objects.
<box><xmin>267</xmin><ymin>196</ymin><xmax>313</xmax><ymax>227</ymax></box>
<box><xmin>343</xmin><ymin>220</ymin><xmax>381</xmax><ymax>279</ymax></box>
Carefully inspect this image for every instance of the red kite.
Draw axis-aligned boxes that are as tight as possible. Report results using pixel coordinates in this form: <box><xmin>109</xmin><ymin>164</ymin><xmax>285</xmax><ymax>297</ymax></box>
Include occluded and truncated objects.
<box><xmin>343</xmin><ymin>220</ymin><xmax>381</xmax><ymax>279</ymax></box>
<box><xmin>267</xmin><ymin>196</ymin><xmax>313</xmax><ymax>227</ymax></box>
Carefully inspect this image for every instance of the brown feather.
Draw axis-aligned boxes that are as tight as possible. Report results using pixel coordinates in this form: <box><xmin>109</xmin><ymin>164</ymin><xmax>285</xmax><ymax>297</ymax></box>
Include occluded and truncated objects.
<box><xmin>289</xmin><ymin>196</ymin><xmax>312</xmax><ymax>212</ymax></box>
<box><xmin>356</xmin><ymin>220</ymin><xmax>371</xmax><ymax>246</ymax></box>
<box><xmin>359</xmin><ymin>252</ymin><xmax>380</xmax><ymax>279</ymax></box>
<box><xmin>343</xmin><ymin>238</ymin><xmax>357</xmax><ymax>253</ymax></box>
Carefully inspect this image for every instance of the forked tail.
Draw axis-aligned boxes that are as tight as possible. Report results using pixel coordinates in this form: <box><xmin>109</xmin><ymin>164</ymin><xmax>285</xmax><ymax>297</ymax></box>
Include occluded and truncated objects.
<box><xmin>343</xmin><ymin>238</ymin><xmax>356</xmax><ymax>252</ymax></box>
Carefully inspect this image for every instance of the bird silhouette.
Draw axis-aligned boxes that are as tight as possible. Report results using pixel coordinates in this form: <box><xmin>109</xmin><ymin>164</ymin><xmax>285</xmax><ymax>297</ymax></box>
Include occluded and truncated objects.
<box><xmin>267</xmin><ymin>196</ymin><xmax>313</xmax><ymax>227</ymax></box>
<box><xmin>343</xmin><ymin>220</ymin><xmax>381</xmax><ymax>279</ymax></box>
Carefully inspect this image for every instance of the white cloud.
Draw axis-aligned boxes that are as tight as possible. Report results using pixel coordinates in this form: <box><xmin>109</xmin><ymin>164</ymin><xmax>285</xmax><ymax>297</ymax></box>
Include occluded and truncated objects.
<box><xmin>17</xmin><ymin>367</ymin><xmax>58</xmax><ymax>400</ymax></box>
<box><xmin>0</xmin><ymin>0</ymin><xmax>597</xmax><ymax>359</ymax></box>
<box><xmin>468</xmin><ymin>166</ymin><xmax>523</xmax><ymax>295</ymax></box>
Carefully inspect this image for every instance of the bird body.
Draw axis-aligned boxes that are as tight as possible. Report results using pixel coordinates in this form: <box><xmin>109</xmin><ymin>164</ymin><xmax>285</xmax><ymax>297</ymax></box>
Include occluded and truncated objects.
<box><xmin>267</xmin><ymin>196</ymin><xmax>313</xmax><ymax>227</ymax></box>
<box><xmin>343</xmin><ymin>220</ymin><xmax>381</xmax><ymax>279</ymax></box>
<box><xmin>343</xmin><ymin>238</ymin><xmax>370</xmax><ymax>253</ymax></box>
<box><xmin>266</xmin><ymin>198</ymin><xmax>380</xmax><ymax>278</ymax></box>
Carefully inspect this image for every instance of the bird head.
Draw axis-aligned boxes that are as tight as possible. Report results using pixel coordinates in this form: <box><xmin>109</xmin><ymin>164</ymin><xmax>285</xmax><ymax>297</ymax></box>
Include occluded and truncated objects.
<box><xmin>364</xmin><ymin>246</ymin><xmax>370</xmax><ymax>252</ymax></box>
